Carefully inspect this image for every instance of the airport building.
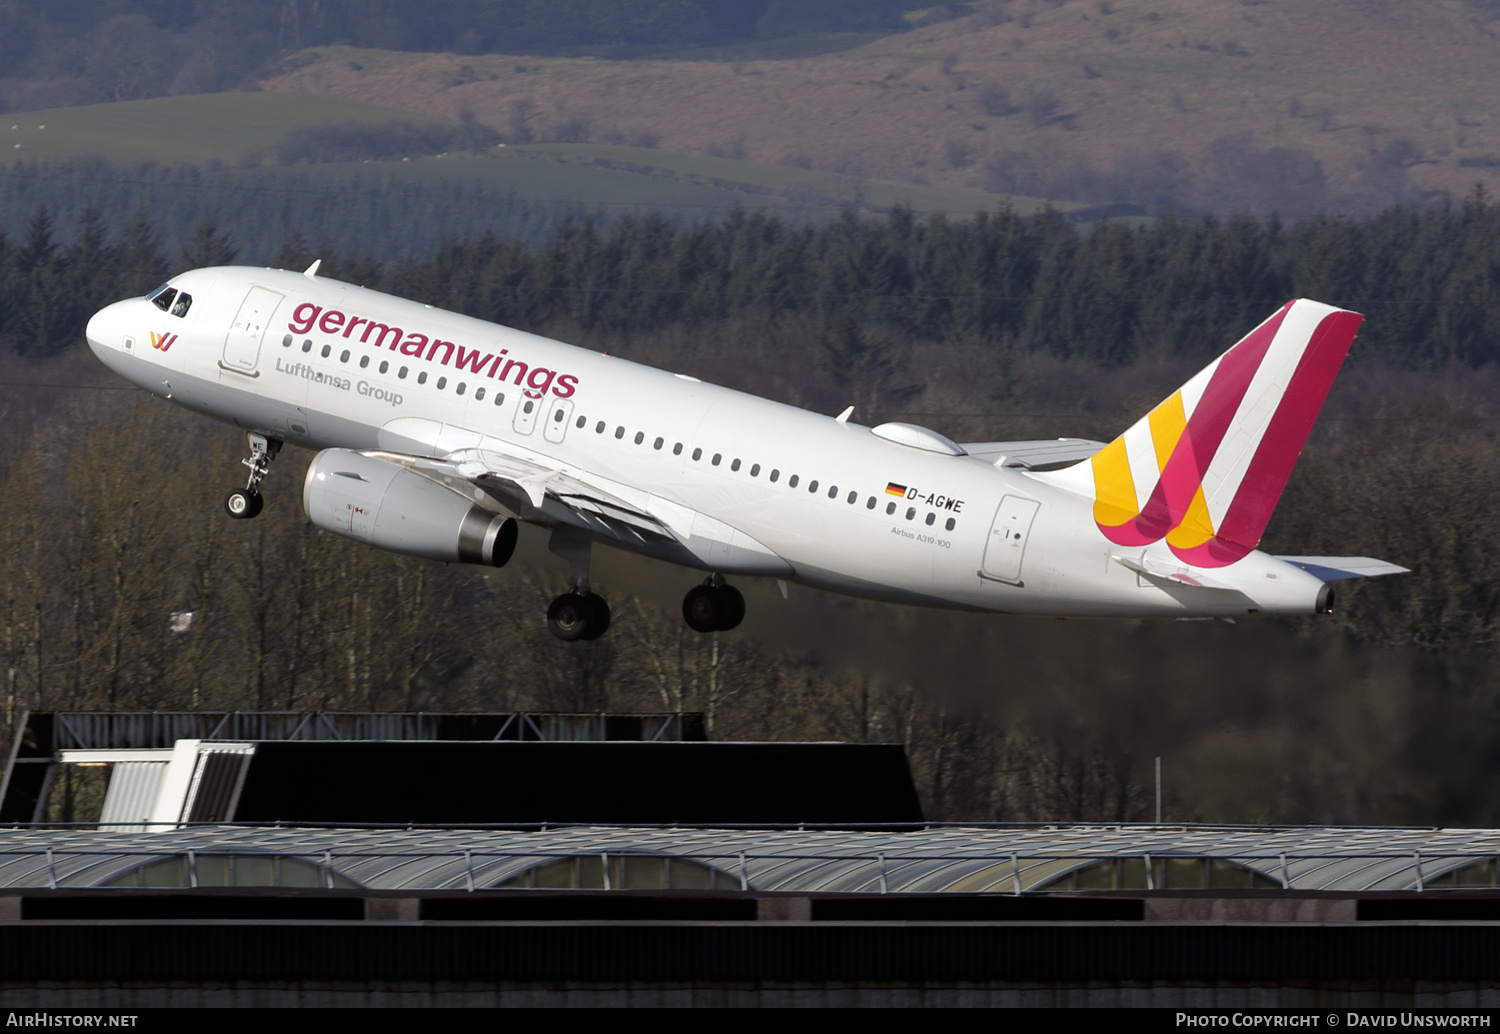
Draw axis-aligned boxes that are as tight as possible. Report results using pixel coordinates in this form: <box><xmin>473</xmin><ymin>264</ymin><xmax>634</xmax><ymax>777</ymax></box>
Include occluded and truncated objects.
<box><xmin>2</xmin><ymin>710</ymin><xmax>1499</xmax><ymax>1007</ymax></box>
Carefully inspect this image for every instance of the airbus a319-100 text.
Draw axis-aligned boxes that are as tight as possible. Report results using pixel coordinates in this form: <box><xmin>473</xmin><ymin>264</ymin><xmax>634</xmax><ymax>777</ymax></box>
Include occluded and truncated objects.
<box><xmin>86</xmin><ymin>263</ymin><xmax>1405</xmax><ymax>640</ymax></box>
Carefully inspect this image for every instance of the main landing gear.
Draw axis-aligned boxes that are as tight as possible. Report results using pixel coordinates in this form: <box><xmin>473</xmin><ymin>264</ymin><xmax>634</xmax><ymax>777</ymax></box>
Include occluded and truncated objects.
<box><xmin>224</xmin><ymin>433</ymin><xmax>281</xmax><ymax>520</ymax></box>
<box><xmin>682</xmin><ymin>576</ymin><xmax>745</xmax><ymax>633</ymax></box>
<box><xmin>545</xmin><ymin>524</ymin><xmax>611</xmax><ymax>642</ymax></box>
<box><xmin>547</xmin><ymin>591</ymin><xmax>611</xmax><ymax>642</ymax></box>
<box><xmin>541</xmin><ymin>526</ymin><xmax>747</xmax><ymax>640</ymax></box>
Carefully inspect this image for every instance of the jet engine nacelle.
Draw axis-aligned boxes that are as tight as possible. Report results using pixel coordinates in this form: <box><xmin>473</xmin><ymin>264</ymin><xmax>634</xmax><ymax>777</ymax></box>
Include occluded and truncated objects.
<box><xmin>303</xmin><ymin>449</ymin><xmax>517</xmax><ymax>567</ymax></box>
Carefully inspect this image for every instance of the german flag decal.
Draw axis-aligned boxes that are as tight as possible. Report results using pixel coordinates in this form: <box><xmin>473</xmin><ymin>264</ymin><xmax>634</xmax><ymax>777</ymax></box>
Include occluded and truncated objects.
<box><xmin>885</xmin><ymin>482</ymin><xmax>908</xmax><ymax>497</ymax></box>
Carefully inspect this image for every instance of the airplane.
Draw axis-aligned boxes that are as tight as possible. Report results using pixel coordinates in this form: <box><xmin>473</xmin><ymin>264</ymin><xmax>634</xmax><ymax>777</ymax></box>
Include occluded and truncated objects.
<box><xmin>85</xmin><ymin>262</ymin><xmax>1406</xmax><ymax>640</ymax></box>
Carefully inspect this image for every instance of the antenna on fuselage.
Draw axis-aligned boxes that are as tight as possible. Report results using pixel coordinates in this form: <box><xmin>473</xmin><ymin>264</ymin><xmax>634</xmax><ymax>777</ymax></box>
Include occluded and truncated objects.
<box><xmin>303</xmin><ymin>259</ymin><xmax>321</xmax><ymax>279</ymax></box>
<box><xmin>835</xmin><ymin>405</ymin><xmax>854</xmax><ymax>424</ymax></box>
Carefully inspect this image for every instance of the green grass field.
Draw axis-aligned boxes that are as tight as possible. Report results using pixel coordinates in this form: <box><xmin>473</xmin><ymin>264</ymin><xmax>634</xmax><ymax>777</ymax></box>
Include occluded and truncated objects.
<box><xmin>4</xmin><ymin>92</ymin><xmax>1058</xmax><ymax>218</ymax></box>
<box><xmin>4</xmin><ymin>92</ymin><xmax>452</xmax><ymax>165</ymax></box>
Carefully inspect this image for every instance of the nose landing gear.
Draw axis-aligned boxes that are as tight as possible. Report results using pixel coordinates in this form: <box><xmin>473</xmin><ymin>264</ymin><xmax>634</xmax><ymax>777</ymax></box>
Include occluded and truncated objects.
<box><xmin>224</xmin><ymin>433</ymin><xmax>281</xmax><ymax>520</ymax></box>
<box><xmin>682</xmin><ymin>576</ymin><xmax>745</xmax><ymax>633</ymax></box>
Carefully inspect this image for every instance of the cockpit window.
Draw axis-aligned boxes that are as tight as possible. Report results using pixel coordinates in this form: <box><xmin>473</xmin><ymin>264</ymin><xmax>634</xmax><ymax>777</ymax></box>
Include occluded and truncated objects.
<box><xmin>169</xmin><ymin>292</ymin><xmax>192</xmax><ymax>317</ymax></box>
<box><xmin>149</xmin><ymin>285</ymin><xmax>176</xmax><ymax>312</ymax></box>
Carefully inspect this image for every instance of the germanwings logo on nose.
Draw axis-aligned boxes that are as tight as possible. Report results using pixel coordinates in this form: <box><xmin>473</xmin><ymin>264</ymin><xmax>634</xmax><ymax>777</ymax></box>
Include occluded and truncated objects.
<box><xmin>1085</xmin><ymin>300</ymin><xmax>1363</xmax><ymax>568</ymax></box>
<box><xmin>150</xmin><ymin>331</ymin><xmax>178</xmax><ymax>352</ymax></box>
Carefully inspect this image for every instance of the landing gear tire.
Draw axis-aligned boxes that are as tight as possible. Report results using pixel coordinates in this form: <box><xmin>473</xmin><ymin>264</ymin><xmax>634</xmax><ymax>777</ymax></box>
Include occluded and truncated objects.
<box><xmin>224</xmin><ymin>488</ymin><xmax>262</xmax><ymax>520</ymax></box>
<box><xmin>718</xmin><ymin>585</ymin><xmax>745</xmax><ymax>631</ymax></box>
<box><xmin>548</xmin><ymin>591</ymin><xmax>611</xmax><ymax>641</ymax></box>
<box><xmin>582</xmin><ymin>593</ymin><xmax>611</xmax><ymax>640</ymax></box>
<box><xmin>683</xmin><ymin>583</ymin><xmax>745</xmax><ymax>633</ymax></box>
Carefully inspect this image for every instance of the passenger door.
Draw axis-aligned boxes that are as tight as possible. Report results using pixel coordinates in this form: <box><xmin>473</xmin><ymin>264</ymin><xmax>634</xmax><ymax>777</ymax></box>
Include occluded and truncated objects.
<box><xmin>982</xmin><ymin>495</ymin><xmax>1040</xmax><ymax>584</ymax></box>
<box><xmin>221</xmin><ymin>287</ymin><xmax>283</xmax><ymax>374</ymax></box>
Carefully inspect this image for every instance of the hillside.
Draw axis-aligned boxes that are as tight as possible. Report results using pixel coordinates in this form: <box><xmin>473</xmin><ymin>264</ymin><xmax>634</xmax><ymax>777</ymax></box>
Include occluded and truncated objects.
<box><xmin>2</xmin><ymin>92</ymin><xmax>1042</xmax><ymax>221</ymax></box>
<box><xmin>259</xmin><ymin>0</ymin><xmax>1500</xmax><ymax>212</ymax></box>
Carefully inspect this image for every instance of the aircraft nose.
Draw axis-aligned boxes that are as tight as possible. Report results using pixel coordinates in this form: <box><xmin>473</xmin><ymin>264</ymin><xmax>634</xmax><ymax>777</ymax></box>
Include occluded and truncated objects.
<box><xmin>85</xmin><ymin>300</ymin><xmax>130</xmax><ymax>358</ymax></box>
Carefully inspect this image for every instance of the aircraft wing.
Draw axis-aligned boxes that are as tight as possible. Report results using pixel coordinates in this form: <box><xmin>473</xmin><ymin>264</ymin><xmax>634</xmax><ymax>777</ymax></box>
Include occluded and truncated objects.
<box><xmin>962</xmin><ymin>438</ymin><xmax>1106</xmax><ymax>471</ymax></box>
<box><xmin>372</xmin><ymin>447</ymin><xmax>678</xmax><ymax>547</ymax></box>
<box><xmin>1275</xmin><ymin>556</ymin><xmax>1410</xmax><ymax>581</ymax></box>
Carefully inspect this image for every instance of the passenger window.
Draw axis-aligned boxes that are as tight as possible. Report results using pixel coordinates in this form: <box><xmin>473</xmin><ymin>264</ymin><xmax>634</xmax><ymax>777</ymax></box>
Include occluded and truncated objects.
<box><xmin>457</xmin><ymin>383</ymin><xmax>467</xmax><ymax>396</ymax></box>
<box><xmin>575</xmin><ymin>415</ymin><xmax>585</xmax><ymax>428</ymax></box>
<box><xmin>634</xmin><ymin>431</ymin><xmax>644</xmax><ymax>444</ymax></box>
<box><xmin>886</xmin><ymin>502</ymin><xmax>896</xmax><ymax>515</ymax></box>
<box><xmin>554</xmin><ymin>407</ymin><xmax>565</xmax><ymax>422</ymax></box>
<box><xmin>321</xmin><ymin>344</ymin><xmax>331</xmax><ymax>358</ymax></box>
<box><xmin>654</xmin><ymin>437</ymin><xmax>664</xmax><ymax>450</ymax></box>
<box><xmin>476</xmin><ymin>387</ymin><xmax>485</xmax><ymax>400</ymax></box>
<box><xmin>692</xmin><ymin>448</ymin><xmax>702</xmax><ymax>460</ymax></box>
<box><xmin>770</xmin><ymin>470</ymin><xmax>779</xmax><ymax>482</ymax></box>
<box><xmin>847</xmin><ymin>491</ymin><xmax>857</xmax><ymax>504</ymax></box>
<box><xmin>359</xmin><ymin>355</ymin><xmax>369</xmax><ymax>368</ymax></box>
<box><xmin>340</xmin><ymin>349</ymin><xmax>350</xmax><ymax>363</ymax></box>
<box><xmin>596</xmin><ymin>421</ymin><xmax>605</xmax><ymax>433</ymax></box>
<box><xmin>906</xmin><ymin>507</ymin><xmax>915</xmax><ymax>520</ymax></box>
<box><xmin>789</xmin><ymin>475</ymin><xmax>799</xmax><ymax>488</ymax></box>
<box><xmin>170</xmin><ymin>293</ymin><xmax>192</xmax><ymax>317</ymax></box>
<box><xmin>731</xmin><ymin>459</ymin><xmax>741</xmax><ymax>472</ymax></box>
<box><xmin>925</xmin><ymin>513</ymin><xmax>936</xmax><ymax>526</ymax></box>
<box><xmin>148</xmin><ymin>285</ymin><xmax>176</xmax><ymax>311</ymax></box>
<box><xmin>495</xmin><ymin>392</ymin><xmax>506</xmax><ymax>405</ymax></box>
<box><xmin>417</xmin><ymin>371</ymin><xmax>427</xmax><ymax>384</ymax></box>
<box><xmin>808</xmin><ymin>480</ymin><xmax>818</xmax><ymax>493</ymax></box>
<box><xmin>828</xmin><ymin>486</ymin><xmax>837</xmax><ymax>499</ymax></box>
<box><xmin>399</xmin><ymin>366</ymin><xmax>408</xmax><ymax>378</ymax></box>
<box><xmin>866</xmin><ymin>497</ymin><xmax>876</xmax><ymax>509</ymax></box>
<box><xmin>282</xmin><ymin>334</ymin><xmax>292</xmax><ymax>347</ymax></box>
<box><xmin>673</xmin><ymin>443</ymin><xmax>683</xmax><ymax>456</ymax></box>
<box><xmin>302</xmin><ymin>340</ymin><xmax>312</xmax><ymax>353</ymax></box>
<box><xmin>945</xmin><ymin>517</ymin><xmax>956</xmax><ymax>531</ymax></box>
<box><xmin>380</xmin><ymin>360</ymin><xmax>389</xmax><ymax>374</ymax></box>
<box><xmin>524</xmin><ymin>400</ymin><xmax>534</xmax><ymax>413</ymax></box>
<box><xmin>712</xmin><ymin>454</ymin><xmax>721</xmax><ymax>466</ymax></box>
<box><xmin>750</xmin><ymin>464</ymin><xmax>760</xmax><ymax>477</ymax></box>
<box><xmin>437</xmin><ymin>377</ymin><xmax>447</xmax><ymax>390</ymax></box>
<box><xmin>615</xmin><ymin>426</ymin><xmax>625</xmax><ymax>439</ymax></box>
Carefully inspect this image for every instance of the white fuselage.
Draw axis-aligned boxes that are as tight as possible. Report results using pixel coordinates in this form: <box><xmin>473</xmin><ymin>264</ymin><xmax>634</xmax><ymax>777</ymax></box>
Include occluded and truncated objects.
<box><xmin>85</xmin><ymin>266</ymin><xmax>1327</xmax><ymax>618</ymax></box>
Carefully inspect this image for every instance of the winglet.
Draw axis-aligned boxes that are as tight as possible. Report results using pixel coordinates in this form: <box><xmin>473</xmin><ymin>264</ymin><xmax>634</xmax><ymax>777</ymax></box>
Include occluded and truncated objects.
<box><xmin>835</xmin><ymin>405</ymin><xmax>854</xmax><ymax>424</ymax></box>
<box><xmin>303</xmin><ymin>259</ymin><xmax>321</xmax><ymax>279</ymax></box>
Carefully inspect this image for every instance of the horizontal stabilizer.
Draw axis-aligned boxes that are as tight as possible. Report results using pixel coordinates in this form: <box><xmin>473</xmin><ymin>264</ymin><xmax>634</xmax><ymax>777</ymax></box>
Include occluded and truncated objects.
<box><xmin>963</xmin><ymin>438</ymin><xmax>1106</xmax><ymax>471</ymax></box>
<box><xmin>1275</xmin><ymin>556</ymin><xmax>1409</xmax><ymax>581</ymax></box>
<box><xmin>1112</xmin><ymin>553</ymin><xmax>1237</xmax><ymax>591</ymax></box>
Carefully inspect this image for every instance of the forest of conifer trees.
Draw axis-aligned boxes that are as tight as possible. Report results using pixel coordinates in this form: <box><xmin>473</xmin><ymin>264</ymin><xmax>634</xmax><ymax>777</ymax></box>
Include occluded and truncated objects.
<box><xmin>4</xmin><ymin>194</ymin><xmax>1500</xmax><ymax>367</ymax></box>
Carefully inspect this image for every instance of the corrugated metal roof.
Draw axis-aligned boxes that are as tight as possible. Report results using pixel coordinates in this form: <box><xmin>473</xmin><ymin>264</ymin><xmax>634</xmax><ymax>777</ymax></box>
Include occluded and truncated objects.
<box><xmin>0</xmin><ymin>825</ymin><xmax>1498</xmax><ymax>893</ymax></box>
<box><xmin>97</xmin><ymin>762</ymin><xmax>165</xmax><ymax>832</ymax></box>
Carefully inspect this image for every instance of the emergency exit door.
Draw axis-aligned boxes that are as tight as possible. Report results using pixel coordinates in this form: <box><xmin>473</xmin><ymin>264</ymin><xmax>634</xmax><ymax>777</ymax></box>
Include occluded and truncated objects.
<box><xmin>543</xmin><ymin>398</ymin><xmax>575</xmax><ymax>443</ymax></box>
<box><xmin>513</xmin><ymin>395</ymin><xmax>540</xmax><ymax>435</ymax></box>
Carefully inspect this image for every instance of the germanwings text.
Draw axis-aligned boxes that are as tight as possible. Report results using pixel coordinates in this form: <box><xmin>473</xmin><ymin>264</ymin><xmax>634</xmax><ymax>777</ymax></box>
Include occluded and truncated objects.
<box><xmin>288</xmin><ymin>302</ymin><xmax>578</xmax><ymax>399</ymax></box>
